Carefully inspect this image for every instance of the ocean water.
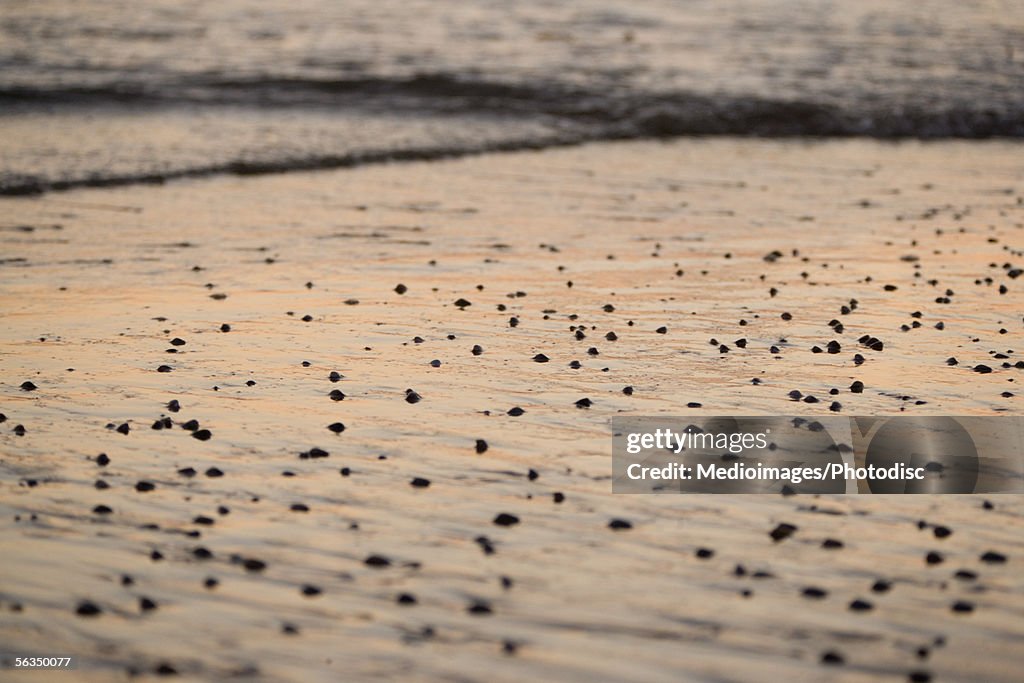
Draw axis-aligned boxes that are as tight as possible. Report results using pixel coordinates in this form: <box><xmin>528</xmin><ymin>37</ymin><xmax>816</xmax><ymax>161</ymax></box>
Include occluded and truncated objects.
<box><xmin>1</xmin><ymin>0</ymin><xmax>1022</xmax><ymax>194</ymax></box>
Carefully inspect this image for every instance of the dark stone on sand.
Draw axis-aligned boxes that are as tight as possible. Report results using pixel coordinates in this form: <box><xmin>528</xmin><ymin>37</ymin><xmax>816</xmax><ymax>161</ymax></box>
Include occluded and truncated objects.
<box><xmin>850</xmin><ymin>381</ymin><xmax>864</xmax><ymax>393</ymax></box>
<box><xmin>822</xmin><ymin>539</ymin><xmax>844</xmax><ymax>549</ymax></box>
<box><xmin>687</xmin><ymin>402</ymin><xmax>702</xmax><ymax>408</ymax></box>
<box><xmin>770</xmin><ymin>523</ymin><xmax>797</xmax><ymax>542</ymax></box>
<box><xmin>827</xmin><ymin>340</ymin><xmax>841</xmax><ymax>354</ymax></box>
<box><xmin>454</xmin><ymin>298</ymin><xmax>472</xmax><ymax>308</ymax></box>
<box><xmin>980</xmin><ymin>551</ymin><xmax>1007</xmax><ymax>564</ymax></box>
<box><xmin>93</xmin><ymin>505</ymin><xmax>113</xmax><ymax>515</ymax></box>
<box><xmin>821</xmin><ymin>651</ymin><xmax>845</xmax><ymax>665</ymax></box>
<box><xmin>606</xmin><ymin>332</ymin><xmax>618</xmax><ymax>341</ymax></box>
<box><xmin>205</xmin><ymin>467</ymin><xmax>223</xmax><ymax>477</ymax></box>
<box><xmin>494</xmin><ymin>513</ymin><xmax>520</xmax><ymax>527</ymax></box>
<box><xmin>405</xmin><ymin>389</ymin><xmax>422</xmax><ymax>404</ymax></box>
<box><xmin>829</xmin><ymin>401</ymin><xmax>842</xmax><ymax>412</ymax></box>
<box><xmin>507</xmin><ymin>407</ymin><xmax>525</xmax><ymax>416</ymax></box>
<box><xmin>301</xmin><ymin>315</ymin><xmax>313</xmax><ymax>322</ymax></box>
<box><xmin>871</xmin><ymin>579</ymin><xmax>892</xmax><ymax>593</ymax></box>
<box><xmin>933</xmin><ymin>526</ymin><xmax>952</xmax><ymax>539</ymax></box>
<box><xmin>397</xmin><ymin>593</ymin><xmax>417</xmax><ymax>605</ymax></box>
<box><xmin>192</xmin><ymin>429</ymin><xmax>212</xmax><ymax>441</ymax></box>
<box><xmin>139</xmin><ymin>597</ymin><xmax>158</xmax><ymax>612</ymax></box>
<box><xmin>177</xmin><ymin>467</ymin><xmax>196</xmax><ymax>477</ymax></box>
<box><xmin>116</xmin><ymin>423</ymin><xmax>130</xmax><ymax>435</ymax></box>
<box><xmin>329</xmin><ymin>390</ymin><xmax>345</xmax><ymax>401</ymax></box>
<box><xmin>167</xmin><ymin>400</ymin><xmax>181</xmax><ymax>413</ymax></box>
<box><xmin>301</xmin><ymin>584</ymin><xmax>322</xmax><ymax>597</ymax></box>
<box><xmin>75</xmin><ymin>601</ymin><xmax>102</xmax><ymax>617</ymax></box>
<box><xmin>157</xmin><ymin>365</ymin><xmax>172</xmax><ymax>373</ymax></box>
<box><xmin>328</xmin><ymin>422</ymin><xmax>346</xmax><ymax>434</ymax></box>
<box><xmin>364</xmin><ymin>554</ymin><xmax>391</xmax><ymax>568</ymax></box>
<box><xmin>954</xmin><ymin>570</ymin><xmax>977</xmax><ymax>580</ymax></box>
<box><xmin>926</xmin><ymin>552</ymin><xmax>944</xmax><ymax>565</ymax></box>
<box><xmin>656</xmin><ymin>326</ymin><xmax>667</xmax><ymax>334</ymax></box>
<box><xmin>329</xmin><ymin>371</ymin><xmax>342</xmax><ymax>382</ymax></box>
<box><xmin>608</xmin><ymin>518</ymin><xmax>632</xmax><ymax>530</ymax></box>
<box><xmin>695</xmin><ymin>548</ymin><xmax>714</xmax><ymax>559</ymax></box>
<box><xmin>946</xmin><ymin>357</ymin><xmax>958</xmax><ymax>366</ymax></box>
<box><xmin>135</xmin><ymin>481</ymin><xmax>155</xmax><ymax>492</ymax></box>
<box><xmin>788</xmin><ymin>390</ymin><xmax>802</xmax><ymax>400</ymax></box>
<box><xmin>95</xmin><ymin>480</ymin><xmax>109</xmax><ymax>489</ymax></box>
<box><xmin>475</xmin><ymin>439</ymin><xmax>488</xmax><ymax>454</ymax></box>
<box><xmin>192</xmin><ymin>547</ymin><xmax>213</xmax><ymax>559</ymax></box>
<box><xmin>849</xmin><ymin>599</ymin><xmax>873</xmax><ymax>611</ymax></box>
<box><xmin>472</xmin><ymin>345</ymin><xmax>483</xmax><ymax>355</ymax></box>
<box><xmin>410</xmin><ymin>477</ymin><xmax>431</xmax><ymax>488</ymax></box>
<box><xmin>909</xmin><ymin>672</ymin><xmax>933</xmax><ymax>683</ymax></box>
<box><xmin>181</xmin><ymin>419</ymin><xmax>199</xmax><ymax>431</ymax></box>
<box><xmin>193</xmin><ymin>516</ymin><xmax>214</xmax><ymax>525</ymax></box>
<box><xmin>951</xmin><ymin>601</ymin><xmax>974</xmax><ymax>613</ymax></box>
<box><xmin>623</xmin><ymin>386</ymin><xmax>634</xmax><ymax>395</ymax></box>
<box><xmin>290</xmin><ymin>503</ymin><xmax>309</xmax><ymax>512</ymax></box>
<box><xmin>467</xmin><ymin>600</ymin><xmax>493</xmax><ymax>615</ymax></box>
<box><xmin>803</xmin><ymin>396</ymin><xmax>819</xmax><ymax>403</ymax></box>
<box><xmin>394</xmin><ymin>284</ymin><xmax>408</xmax><ymax>294</ymax></box>
<box><xmin>20</xmin><ymin>381</ymin><xmax>37</xmax><ymax>391</ymax></box>
<box><xmin>533</xmin><ymin>354</ymin><xmax>550</xmax><ymax>363</ymax></box>
<box><xmin>96</xmin><ymin>453</ymin><xmax>111</xmax><ymax>467</ymax></box>
<box><xmin>170</xmin><ymin>338</ymin><xmax>186</xmax><ymax>346</ymax></box>
<box><xmin>973</xmin><ymin>365</ymin><xmax>993</xmax><ymax>374</ymax></box>
<box><xmin>781</xmin><ymin>312</ymin><xmax>792</xmax><ymax>321</ymax></box>
<box><xmin>429</xmin><ymin>359</ymin><xmax>441</xmax><ymax>367</ymax></box>
<box><xmin>802</xmin><ymin>587</ymin><xmax>827</xmax><ymax>599</ymax></box>
<box><xmin>575</xmin><ymin>397</ymin><xmax>592</xmax><ymax>408</ymax></box>
<box><xmin>242</xmin><ymin>558</ymin><xmax>266</xmax><ymax>572</ymax></box>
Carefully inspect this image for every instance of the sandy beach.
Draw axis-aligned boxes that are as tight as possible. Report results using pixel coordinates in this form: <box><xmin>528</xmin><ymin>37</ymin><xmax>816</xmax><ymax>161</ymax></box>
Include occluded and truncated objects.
<box><xmin>1</xmin><ymin>138</ymin><xmax>1023</xmax><ymax>681</ymax></box>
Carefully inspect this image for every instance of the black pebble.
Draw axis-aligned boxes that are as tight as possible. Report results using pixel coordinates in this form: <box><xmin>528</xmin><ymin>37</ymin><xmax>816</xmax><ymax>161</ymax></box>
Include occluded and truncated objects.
<box><xmin>135</xmin><ymin>481</ymin><xmax>155</xmax><ymax>492</ymax></box>
<box><xmin>410</xmin><ymin>477</ymin><xmax>431</xmax><ymax>488</ymax></box>
<box><xmin>608</xmin><ymin>518</ymin><xmax>632</xmax><ymax>530</ymax></box>
<box><xmin>493</xmin><ymin>513</ymin><xmax>520</xmax><ymax>526</ymax></box>
<box><xmin>770</xmin><ymin>523</ymin><xmax>797</xmax><ymax>542</ymax></box>
<box><xmin>328</xmin><ymin>422</ymin><xmax>346</xmax><ymax>434</ymax></box>
<box><xmin>139</xmin><ymin>597</ymin><xmax>158</xmax><ymax>612</ymax></box>
<box><xmin>364</xmin><ymin>554</ymin><xmax>391</xmax><ymax>568</ymax></box>
<box><xmin>192</xmin><ymin>429</ymin><xmax>212</xmax><ymax>441</ymax></box>
<box><xmin>533</xmin><ymin>354</ymin><xmax>550</xmax><ymax>363</ymax></box>
<box><xmin>397</xmin><ymin>593</ymin><xmax>417</xmax><ymax>605</ymax></box>
<box><xmin>116</xmin><ymin>423</ymin><xmax>130</xmax><ymax>435</ymax></box>
<box><xmin>405</xmin><ymin>389</ymin><xmax>422</xmax><ymax>404</ymax></box>
<box><xmin>850</xmin><ymin>381</ymin><xmax>864</xmax><ymax>393</ymax></box>
<box><xmin>575</xmin><ymin>397</ymin><xmax>592</xmax><ymax>408</ymax></box>
<box><xmin>623</xmin><ymin>386</ymin><xmax>634</xmax><ymax>395</ymax></box>
<box><xmin>472</xmin><ymin>345</ymin><xmax>483</xmax><ymax>355</ymax></box>
<box><xmin>475</xmin><ymin>439</ymin><xmax>488</xmax><ymax>453</ymax></box>
<box><xmin>20</xmin><ymin>381</ymin><xmax>37</xmax><ymax>391</ymax></box>
<box><xmin>300</xmin><ymin>584</ymin><xmax>322</xmax><ymax>597</ymax></box>
<box><xmin>507</xmin><ymin>407</ymin><xmax>525</xmax><ymax>416</ymax></box>
<box><xmin>394</xmin><ymin>284</ymin><xmax>407</xmax><ymax>294</ymax></box>
<box><xmin>93</xmin><ymin>505</ymin><xmax>113</xmax><ymax>515</ymax></box>
<box><xmin>75</xmin><ymin>601</ymin><xmax>102</xmax><ymax>617</ymax></box>
<box><xmin>157</xmin><ymin>365</ymin><xmax>172</xmax><ymax>373</ymax></box>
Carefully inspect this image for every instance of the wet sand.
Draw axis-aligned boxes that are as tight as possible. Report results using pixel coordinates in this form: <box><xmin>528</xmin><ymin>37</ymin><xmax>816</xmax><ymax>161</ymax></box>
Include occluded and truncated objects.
<box><xmin>1</xmin><ymin>138</ymin><xmax>1023</xmax><ymax>682</ymax></box>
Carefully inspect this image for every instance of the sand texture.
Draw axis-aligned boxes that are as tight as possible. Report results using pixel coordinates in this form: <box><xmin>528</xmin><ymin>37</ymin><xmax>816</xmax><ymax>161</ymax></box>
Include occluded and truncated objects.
<box><xmin>2</xmin><ymin>139</ymin><xmax>1023</xmax><ymax>682</ymax></box>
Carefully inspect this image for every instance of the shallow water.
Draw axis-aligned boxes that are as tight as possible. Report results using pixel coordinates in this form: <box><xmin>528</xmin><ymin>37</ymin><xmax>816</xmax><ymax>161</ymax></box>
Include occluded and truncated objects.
<box><xmin>2</xmin><ymin>1</ymin><xmax>1023</xmax><ymax>193</ymax></box>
